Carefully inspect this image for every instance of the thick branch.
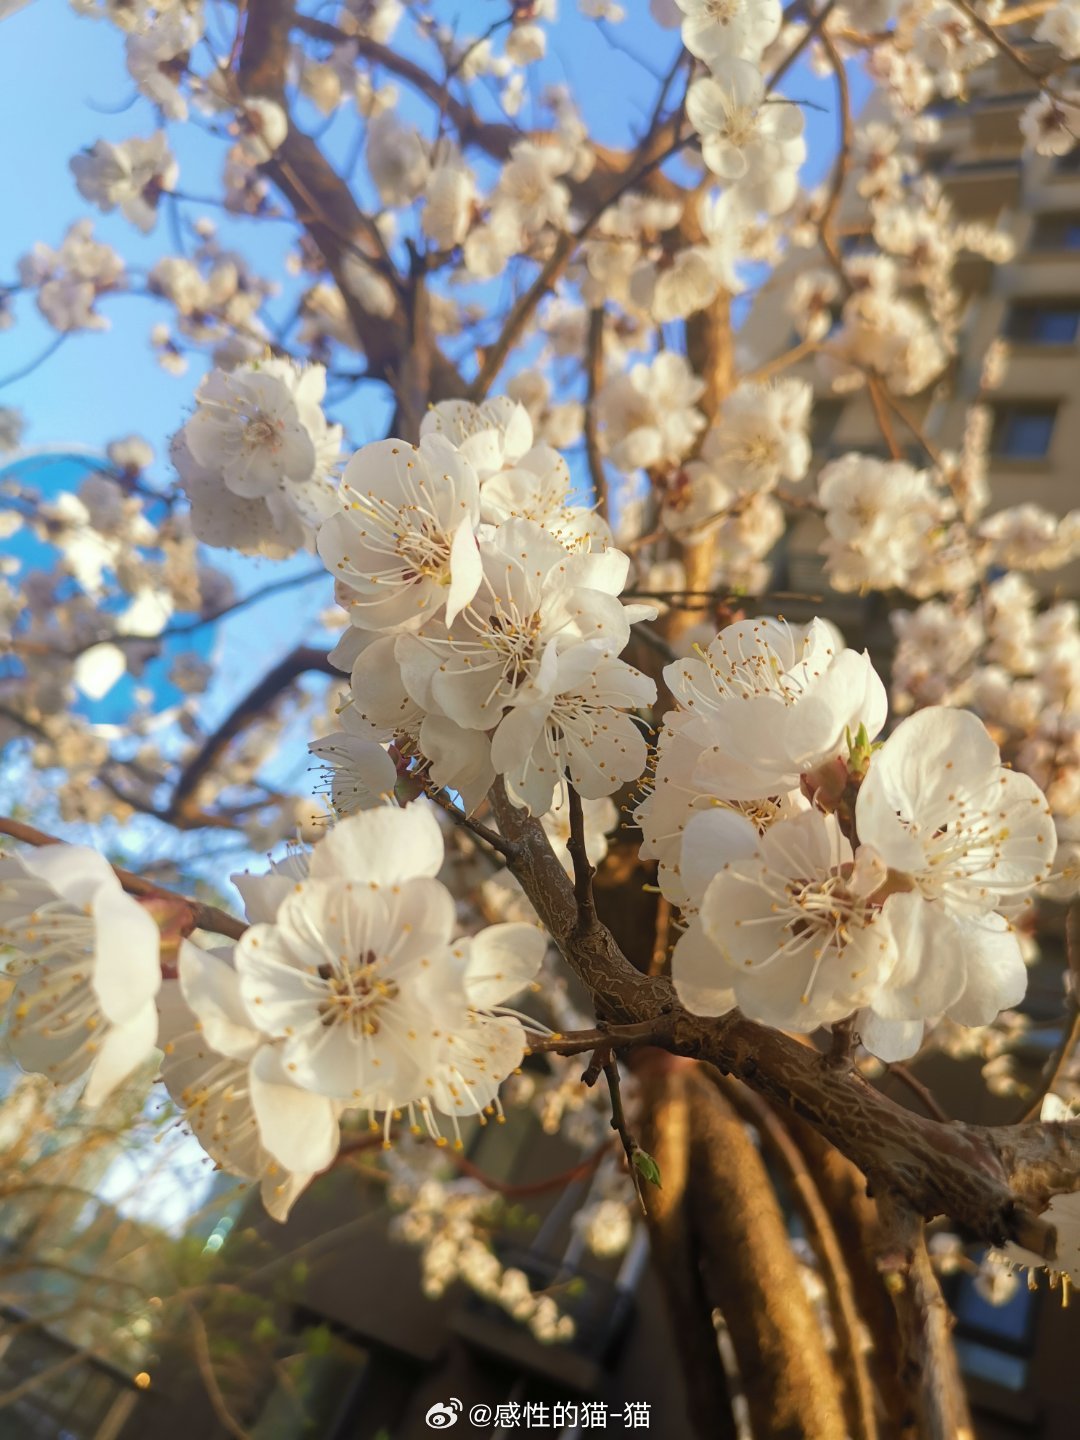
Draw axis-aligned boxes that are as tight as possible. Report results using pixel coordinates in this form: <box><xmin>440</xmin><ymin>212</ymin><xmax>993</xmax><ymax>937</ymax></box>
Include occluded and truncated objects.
<box><xmin>720</xmin><ymin>1077</ymin><xmax>880</xmax><ymax>1440</ymax></box>
<box><xmin>636</xmin><ymin>1061</ymin><xmax>740</xmax><ymax>1440</ymax></box>
<box><xmin>683</xmin><ymin>1067</ymin><xmax>848</xmax><ymax>1438</ymax></box>
<box><xmin>237</xmin><ymin>0</ymin><xmax>466</xmax><ymax>407</ymax></box>
<box><xmin>877</xmin><ymin>1202</ymin><xmax>975</xmax><ymax>1440</ymax></box>
<box><xmin>488</xmin><ymin>785</ymin><xmax>1080</xmax><ymax>1255</ymax></box>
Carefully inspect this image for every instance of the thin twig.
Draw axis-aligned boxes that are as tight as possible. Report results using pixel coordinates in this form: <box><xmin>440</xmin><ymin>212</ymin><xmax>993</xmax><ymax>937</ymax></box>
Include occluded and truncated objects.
<box><xmin>565</xmin><ymin>782</ymin><xmax>597</xmax><ymax>930</ymax></box>
<box><xmin>826</xmin><ymin>1015</ymin><xmax>858</xmax><ymax>1070</ymax></box>
<box><xmin>886</xmin><ymin>1063</ymin><xmax>950</xmax><ymax>1124</ymax></box>
<box><xmin>421</xmin><ymin>783</ymin><xmax>517</xmax><ymax>860</ymax></box>
<box><xmin>0</xmin><ymin>333</ymin><xmax>69</xmax><ymax>392</ymax></box>
<box><xmin>525</xmin><ymin>1019</ymin><xmax>660</xmax><ymax>1058</ymax></box>
<box><xmin>767</xmin><ymin>0</ymin><xmax>837</xmax><ymax>91</ymax></box>
<box><xmin>868</xmin><ymin>375</ymin><xmax>904</xmax><ymax>460</ymax></box>
<box><xmin>1023</xmin><ymin>902</ymin><xmax>1080</xmax><ymax>1120</ymax></box>
<box><xmin>604</xmin><ymin>1058</ymin><xmax>648</xmax><ymax>1215</ymax></box>
<box><xmin>584</xmin><ymin>307</ymin><xmax>609</xmax><ymax>519</ymax></box>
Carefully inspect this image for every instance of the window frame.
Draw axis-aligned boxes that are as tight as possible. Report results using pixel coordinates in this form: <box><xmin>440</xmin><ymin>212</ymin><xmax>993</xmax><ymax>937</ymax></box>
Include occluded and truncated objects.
<box><xmin>1005</xmin><ymin>302</ymin><xmax>1080</xmax><ymax>344</ymax></box>
<box><xmin>989</xmin><ymin>401</ymin><xmax>1059</xmax><ymax>460</ymax></box>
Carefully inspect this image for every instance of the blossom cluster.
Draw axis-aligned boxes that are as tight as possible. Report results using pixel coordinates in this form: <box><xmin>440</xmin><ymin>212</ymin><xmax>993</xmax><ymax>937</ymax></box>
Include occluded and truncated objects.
<box><xmin>314</xmin><ymin>397</ymin><xmax>656</xmax><ymax>818</ymax></box>
<box><xmin>1</xmin><ymin>806</ymin><xmax>547</xmax><ymax>1221</ymax></box>
<box><xmin>636</xmin><ymin>617</ymin><xmax>1057</xmax><ymax>1060</ymax></box>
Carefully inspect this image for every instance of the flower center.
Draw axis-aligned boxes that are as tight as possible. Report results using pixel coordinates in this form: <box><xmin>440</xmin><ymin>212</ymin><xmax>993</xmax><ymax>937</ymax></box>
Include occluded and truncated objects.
<box><xmin>317</xmin><ymin>949</ymin><xmax>400</xmax><ymax>1035</ymax></box>
<box><xmin>244</xmin><ymin>415</ymin><xmax>281</xmax><ymax>450</ymax></box>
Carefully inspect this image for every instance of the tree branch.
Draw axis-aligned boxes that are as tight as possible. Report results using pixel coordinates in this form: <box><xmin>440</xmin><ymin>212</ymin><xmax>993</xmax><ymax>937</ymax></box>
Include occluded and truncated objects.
<box><xmin>565</xmin><ymin>782</ymin><xmax>597</xmax><ymax>931</ymax></box>
<box><xmin>487</xmin><ymin>784</ymin><xmax>1080</xmax><ymax>1258</ymax></box>
<box><xmin>167</xmin><ymin>645</ymin><xmax>336</xmax><ymax>826</ymax></box>
<box><xmin>877</xmin><ymin>1202</ymin><xmax>975</xmax><ymax>1440</ymax></box>
<box><xmin>720</xmin><ymin>1077</ymin><xmax>881</xmax><ymax>1440</ymax></box>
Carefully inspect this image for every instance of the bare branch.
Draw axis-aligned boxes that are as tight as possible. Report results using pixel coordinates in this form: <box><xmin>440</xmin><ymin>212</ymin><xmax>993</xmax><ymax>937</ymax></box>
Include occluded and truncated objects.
<box><xmin>877</xmin><ymin>1202</ymin><xmax>975</xmax><ymax>1440</ymax></box>
<box><xmin>720</xmin><ymin>1077</ymin><xmax>881</xmax><ymax>1440</ymax></box>
<box><xmin>584</xmin><ymin>306</ymin><xmax>609</xmax><ymax>519</ymax></box>
<box><xmin>167</xmin><ymin>645</ymin><xmax>335</xmax><ymax>826</ymax></box>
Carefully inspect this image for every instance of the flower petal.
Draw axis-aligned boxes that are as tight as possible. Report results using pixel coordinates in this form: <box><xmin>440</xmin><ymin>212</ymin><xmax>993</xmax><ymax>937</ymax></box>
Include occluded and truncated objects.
<box><xmin>249</xmin><ymin>1045</ymin><xmax>340</xmax><ymax>1173</ymax></box>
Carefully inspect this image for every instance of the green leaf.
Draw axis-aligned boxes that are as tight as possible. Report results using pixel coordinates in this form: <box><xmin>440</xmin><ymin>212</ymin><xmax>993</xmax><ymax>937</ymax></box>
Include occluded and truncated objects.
<box><xmin>632</xmin><ymin>1148</ymin><xmax>662</xmax><ymax>1189</ymax></box>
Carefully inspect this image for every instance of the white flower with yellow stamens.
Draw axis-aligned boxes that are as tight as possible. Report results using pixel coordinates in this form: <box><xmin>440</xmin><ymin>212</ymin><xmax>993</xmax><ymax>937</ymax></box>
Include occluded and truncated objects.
<box><xmin>234</xmin><ymin>806</ymin><xmax>470</xmax><ymax>1106</ymax></box>
<box><xmin>676</xmin><ymin>809</ymin><xmax>897</xmax><ymax>1034</ymax></box>
<box><xmin>318</xmin><ymin>433</ymin><xmax>483</xmax><ymax>633</ymax></box>
<box><xmin>0</xmin><ymin>845</ymin><xmax>160</xmax><ymax>1105</ymax></box>
<box><xmin>159</xmin><ymin>942</ymin><xmax>339</xmax><ymax>1222</ymax></box>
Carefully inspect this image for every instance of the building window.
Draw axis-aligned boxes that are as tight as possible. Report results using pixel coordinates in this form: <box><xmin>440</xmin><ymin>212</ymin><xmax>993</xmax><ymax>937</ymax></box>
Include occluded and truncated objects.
<box><xmin>1006</xmin><ymin>303</ymin><xmax>1080</xmax><ymax>343</ymax></box>
<box><xmin>946</xmin><ymin>1253</ymin><xmax>1039</xmax><ymax>1396</ymax></box>
<box><xmin>991</xmin><ymin>403</ymin><xmax>1058</xmax><ymax>459</ymax></box>
<box><xmin>1032</xmin><ymin>212</ymin><xmax>1080</xmax><ymax>248</ymax></box>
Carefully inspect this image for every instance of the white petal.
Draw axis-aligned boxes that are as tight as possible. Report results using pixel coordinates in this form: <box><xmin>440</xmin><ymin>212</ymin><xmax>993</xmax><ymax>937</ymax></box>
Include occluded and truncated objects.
<box><xmin>83</xmin><ymin>1001</ymin><xmax>159</xmax><ymax>1106</ymax></box>
<box><xmin>91</xmin><ymin>885</ymin><xmax>161</xmax><ymax>1024</ymax></box>
<box><xmin>856</xmin><ymin>1010</ymin><xmax>924</xmax><ymax>1062</ymax></box>
<box><xmin>872</xmin><ymin>893</ymin><xmax>967</xmax><ymax>1020</ymax></box>
<box><xmin>249</xmin><ymin>1045</ymin><xmax>340</xmax><ymax>1173</ymax></box>
<box><xmin>178</xmin><ymin>941</ymin><xmax>259</xmax><ymax>1061</ymax></box>
<box><xmin>461</xmin><ymin>924</ymin><xmax>546</xmax><ymax>1007</ymax></box>
<box><xmin>261</xmin><ymin>1168</ymin><xmax>315</xmax><ymax>1223</ymax></box>
<box><xmin>679</xmin><ymin>808</ymin><xmax>759</xmax><ymax>909</ymax></box>
<box><xmin>445</xmin><ymin>516</ymin><xmax>483</xmax><ymax>625</ymax></box>
<box><xmin>946</xmin><ymin>913</ymin><xmax>1028</xmax><ymax>1027</ymax></box>
<box><xmin>21</xmin><ymin>844</ymin><xmax>117</xmax><ymax>908</ymax></box>
<box><xmin>672</xmin><ymin>916</ymin><xmax>737</xmax><ymax>1017</ymax></box>
<box><xmin>308</xmin><ymin>804</ymin><xmax>444</xmax><ymax>885</ymax></box>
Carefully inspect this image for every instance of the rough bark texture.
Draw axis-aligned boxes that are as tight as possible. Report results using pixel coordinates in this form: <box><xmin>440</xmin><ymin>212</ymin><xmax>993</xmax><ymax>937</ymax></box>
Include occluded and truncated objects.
<box><xmin>786</xmin><ymin>1115</ymin><xmax>910</xmax><ymax>1439</ymax></box>
<box><xmin>718</xmin><ymin>1077</ymin><xmax>880</xmax><ymax>1440</ymax></box>
<box><xmin>636</xmin><ymin>1058</ymin><xmax>739</xmax><ymax>1440</ymax></box>
<box><xmin>683</xmin><ymin>1067</ymin><xmax>848</xmax><ymax>1440</ymax></box>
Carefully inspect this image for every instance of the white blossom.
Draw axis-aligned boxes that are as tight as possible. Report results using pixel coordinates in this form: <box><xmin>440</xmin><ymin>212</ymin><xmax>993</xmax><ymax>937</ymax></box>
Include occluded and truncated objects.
<box><xmin>663</xmin><ymin>616</ymin><xmax>887</xmax><ymax>801</ymax></box>
<box><xmin>419</xmin><ymin>398</ymin><xmax>533</xmax><ymax>480</ymax></box>
<box><xmin>597</xmin><ymin>352</ymin><xmax>706</xmax><ymax>471</ymax></box>
<box><xmin>174</xmin><ymin>358</ymin><xmax>341</xmax><ymax>556</ymax></box>
<box><xmin>676</xmin><ymin>0</ymin><xmax>782</xmax><ymax>66</ymax></box>
<box><xmin>235</xmin><ymin>806</ymin><xmax>471</xmax><ymax>1107</ymax></box>
<box><xmin>0</xmin><ymin>845</ymin><xmax>160</xmax><ymax>1104</ymax></box>
<box><xmin>1020</xmin><ymin>92</ymin><xmax>1080</xmax><ymax>156</ymax></box>
<box><xmin>319</xmin><ymin>433</ymin><xmax>483</xmax><ymax>632</ymax></box>
<box><xmin>70</xmin><ymin>133</ymin><xmax>177</xmax><ymax>233</ymax></box>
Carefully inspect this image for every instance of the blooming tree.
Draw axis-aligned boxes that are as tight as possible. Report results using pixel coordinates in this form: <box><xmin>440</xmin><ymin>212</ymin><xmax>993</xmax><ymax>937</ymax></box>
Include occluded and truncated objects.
<box><xmin>5</xmin><ymin>0</ymin><xmax>1080</xmax><ymax>1434</ymax></box>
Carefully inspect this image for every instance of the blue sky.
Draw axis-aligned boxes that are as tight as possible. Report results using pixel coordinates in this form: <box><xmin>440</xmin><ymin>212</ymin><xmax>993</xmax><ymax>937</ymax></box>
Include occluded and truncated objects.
<box><xmin>0</xmin><ymin>3</ymin><xmax>865</xmax><ymax>456</ymax></box>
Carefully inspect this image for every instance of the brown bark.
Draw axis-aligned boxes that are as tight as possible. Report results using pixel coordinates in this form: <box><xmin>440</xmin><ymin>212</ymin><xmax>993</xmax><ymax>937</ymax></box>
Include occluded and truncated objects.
<box><xmin>719</xmin><ymin>1079</ymin><xmax>880</xmax><ymax>1440</ymax></box>
<box><xmin>786</xmin><ymin>1117</ymin><xmax>910</xmax><ymax>1438</ymax></box>
<box><xmin>878</xmin><ymin>1203</ymin><xmax>976</xmax><ymax>1440</ymax></box>
<box><xmin>636</xmin><ymin>1059</ymin><xmax>738</xmax><ymax>1440</ymax></box>
<box><xmin>682</xmin><ymin>1067</ymin><xmax>848</xmax><ymax>1440</ymax></box>
<box><xmin>236</xmin><ymin>0</ymin><xmax>466</xmax><ymax>406</ymax></box>
<box><xmin>666</xmin><ymin>226</ymin><xmax>736</xmax><ymax>648</ymax></box>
